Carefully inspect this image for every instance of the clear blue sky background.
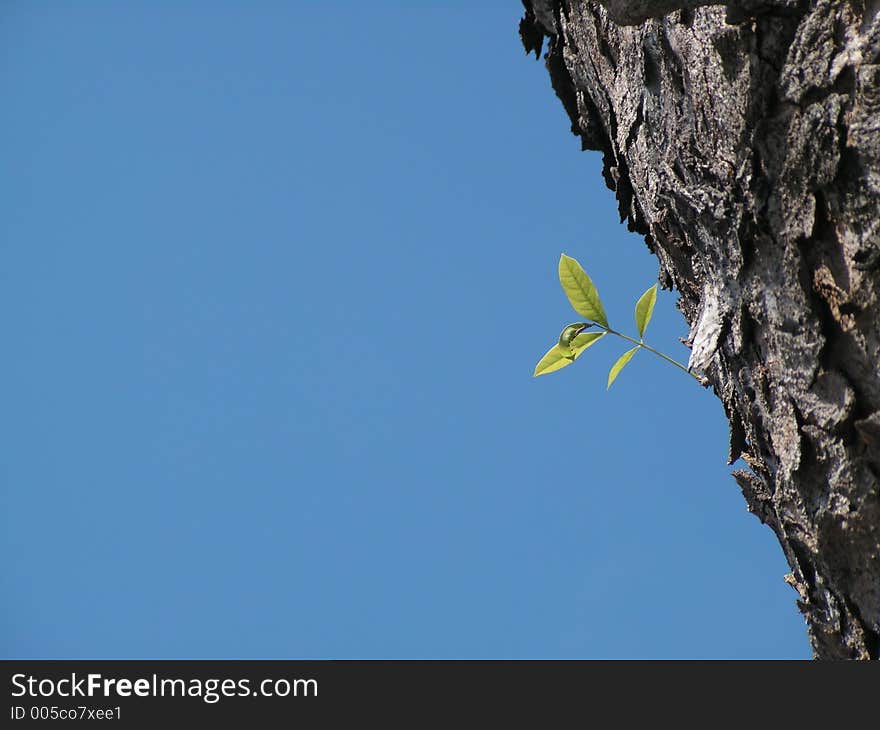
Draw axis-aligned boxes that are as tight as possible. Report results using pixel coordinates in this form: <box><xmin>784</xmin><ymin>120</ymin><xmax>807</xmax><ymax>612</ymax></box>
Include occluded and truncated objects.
<box><xmin>1</xmin><ymin>1</ymin><xmax>809</xmax><ymax>659</ymax></box>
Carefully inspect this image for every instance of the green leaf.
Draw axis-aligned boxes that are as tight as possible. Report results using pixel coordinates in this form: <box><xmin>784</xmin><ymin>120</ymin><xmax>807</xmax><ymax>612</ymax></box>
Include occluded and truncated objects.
<box><xmin>634</xmin><ymin>284</ymin><xmax>658</xmax><ymax>338</ymax></box>
<box><xmin>533</xmin><ymin>344</ymin><xmax>575</xmax><ymax>377</ymax></box>
<box><xmin>571</xmin><ymin>331</ymin><xmax>605</xmax><ymax>359</ymax></box>
<box><xmin>607</xmin><ymin>347</ymin><xmax>639</xmax><ymax>389</ymax></box>
<box><xmin>557</xmin><ymin>322</ymin><xmax>590</xmax><ymax>354</ymax></box>
<box><xmin>558</xmin><ymin>254</ymin><xmax>609</xmax><ymax>328</ymax></box>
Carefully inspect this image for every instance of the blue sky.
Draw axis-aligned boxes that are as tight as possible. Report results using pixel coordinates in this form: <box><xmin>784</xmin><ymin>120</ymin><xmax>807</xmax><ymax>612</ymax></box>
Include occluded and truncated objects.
<box><xmin>1</xmin><ymin>1</ymin><xmax>809</xmax><ymax>659</ymax></box>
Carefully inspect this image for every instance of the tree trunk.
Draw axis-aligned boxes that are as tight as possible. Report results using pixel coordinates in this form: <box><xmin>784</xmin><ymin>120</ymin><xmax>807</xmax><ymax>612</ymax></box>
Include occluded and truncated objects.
<box><xmin>519</xmin><ymin>0</ymin><xmax>880</xmax><ymax>659</ymax></box>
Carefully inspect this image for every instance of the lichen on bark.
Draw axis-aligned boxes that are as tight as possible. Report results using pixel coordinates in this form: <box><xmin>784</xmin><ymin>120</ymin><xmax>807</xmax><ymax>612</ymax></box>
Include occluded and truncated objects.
<box><xmin>520</xmin><ymin>0</ymin><xmax>880</xmax><ymax>658</ymax></box>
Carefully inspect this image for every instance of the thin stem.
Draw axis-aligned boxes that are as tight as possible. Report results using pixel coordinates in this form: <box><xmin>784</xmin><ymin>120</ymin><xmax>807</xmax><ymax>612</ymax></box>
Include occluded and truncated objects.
<box><xmin>602</xmin><ymin>326</ymin><xmax>703</xmax><ymax>383</ymax></box>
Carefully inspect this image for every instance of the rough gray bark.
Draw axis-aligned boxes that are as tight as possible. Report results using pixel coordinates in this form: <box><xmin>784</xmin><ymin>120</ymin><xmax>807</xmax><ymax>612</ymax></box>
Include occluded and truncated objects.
<box><xmin>520</xmin><ymin>0</ymin><xmax>880</xmax><ymax>659</ymax></box>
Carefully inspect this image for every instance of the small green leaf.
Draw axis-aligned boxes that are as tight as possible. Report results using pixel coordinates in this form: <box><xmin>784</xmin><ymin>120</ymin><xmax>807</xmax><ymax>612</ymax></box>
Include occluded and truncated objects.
<box><xmin>557</xmin><ymin>322</ymin><xmax>590</xmax><ymax>354</ymax></box>
<box><xmin>634</xmin><ymin>284</ymin><xmax>658</xmax><ymax>338</ymax></box>
<box><xmin>571</xmin><ymin>331</ymin><xmax>605</xmax><ymax>359</ymax></box>
<box><xmin>558</xmin><ymin>254</ymin><xmax>609</xmax><ymax>328</ymax></box>
<box><xmin>534</xmin><ymin>344</ymin><xmax>575</xmax><ymax>377</ymax></box>
<box><xmin>607</xmin><ymin>346</ymin><xmax>639</xmax><ymax>389</ymax></box>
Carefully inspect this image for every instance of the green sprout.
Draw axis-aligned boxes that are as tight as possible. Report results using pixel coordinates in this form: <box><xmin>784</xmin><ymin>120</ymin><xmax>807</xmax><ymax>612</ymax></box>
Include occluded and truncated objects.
<box><xmin>534</xmin><ymin>253</ymin><xmax>702</xmax><ymax>387</ymax></box>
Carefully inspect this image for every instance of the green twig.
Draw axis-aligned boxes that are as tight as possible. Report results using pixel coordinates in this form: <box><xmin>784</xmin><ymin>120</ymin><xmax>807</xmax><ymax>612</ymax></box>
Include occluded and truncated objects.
<box><xmin>602</xmin><ymin>326</ymin><xmax>702</xmax><ymax>382</ymax></box>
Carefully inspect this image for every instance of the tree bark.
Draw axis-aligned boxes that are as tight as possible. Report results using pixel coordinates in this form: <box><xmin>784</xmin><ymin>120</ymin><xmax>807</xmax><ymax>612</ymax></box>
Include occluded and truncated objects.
<box><xmin>519</xmin><ymin>0</ymin><xmax>880</xmax><ymax>659</ymax></box>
